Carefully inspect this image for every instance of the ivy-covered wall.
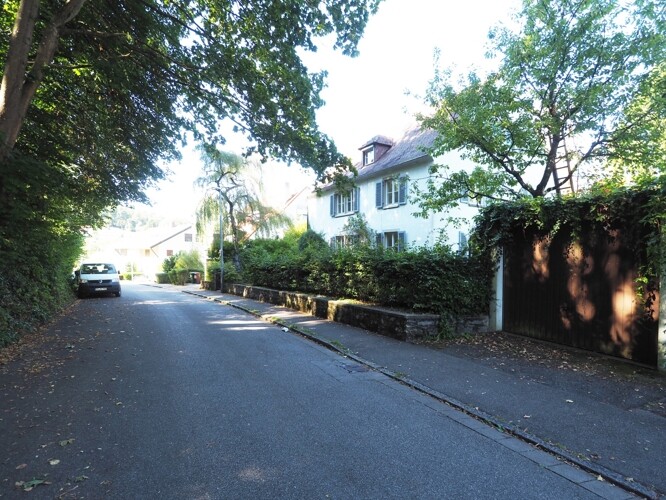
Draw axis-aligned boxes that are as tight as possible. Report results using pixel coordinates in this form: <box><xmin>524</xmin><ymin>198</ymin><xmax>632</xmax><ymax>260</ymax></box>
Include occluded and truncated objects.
<box><xmin>474</xmin><ymin>182</ymin><xmax>665</xmax><ymax>367</ymax></box>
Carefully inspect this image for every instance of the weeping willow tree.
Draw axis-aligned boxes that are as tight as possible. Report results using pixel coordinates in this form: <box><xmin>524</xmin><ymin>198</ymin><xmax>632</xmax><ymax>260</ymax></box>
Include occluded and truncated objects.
<box><xmin>194</xmin><ymin>145</ymin><xmax>292</xmax><ymax>271</ymax></box>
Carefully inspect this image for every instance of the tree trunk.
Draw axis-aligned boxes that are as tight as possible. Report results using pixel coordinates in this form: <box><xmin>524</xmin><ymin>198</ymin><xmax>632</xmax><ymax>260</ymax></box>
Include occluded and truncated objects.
<box><xmin>535</xmin><ymin>133</ymin><xmax>561</xmax><ymax>197</ymax></box>
<box><xmin>0</xmin><ymin>0</ymin><xmax>87</xmax><ymax>162</ymax></box>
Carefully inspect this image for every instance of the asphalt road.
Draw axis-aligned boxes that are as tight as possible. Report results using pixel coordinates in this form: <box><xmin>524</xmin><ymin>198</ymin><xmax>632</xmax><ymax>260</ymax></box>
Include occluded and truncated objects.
<box><xmin>1</xmin><ymin>282</ymin><xmax>621</xmax><ymax>499</ymax></box>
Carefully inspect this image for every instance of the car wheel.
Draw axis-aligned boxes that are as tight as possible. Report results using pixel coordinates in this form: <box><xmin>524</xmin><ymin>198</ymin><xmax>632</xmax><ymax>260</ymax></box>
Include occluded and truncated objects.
<box><xmin>114</xmin><ymin>291</ymin><xmax>121</xmax><ymax>297</ymax></box>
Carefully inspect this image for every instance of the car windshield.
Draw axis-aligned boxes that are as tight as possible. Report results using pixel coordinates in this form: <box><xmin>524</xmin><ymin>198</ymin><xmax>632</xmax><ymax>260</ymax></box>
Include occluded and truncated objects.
<box><xmin>81</xmin><ymin>264</ymin><xmax>116</xmax><ymax>274</ymax></box>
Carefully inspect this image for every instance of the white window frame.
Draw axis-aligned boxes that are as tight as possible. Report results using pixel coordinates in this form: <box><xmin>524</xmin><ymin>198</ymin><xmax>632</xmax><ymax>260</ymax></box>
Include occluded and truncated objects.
<box><xmin>384</xmin><ymin>178</ymin><xmax>399</xmax><ymax>206</ymax></box>
<box><xmin>330</xmin><ymin>234</ymin><xmax>356</xmax><ymax>250</ymax></box>
<box><xmin>376</xmin><ymin>231</ymin><xmax>407</xmax><ymax>251</ymax></box>
<box><xmin>330</xmin><ymin>187</ymin><xmax>360</xmax><ymax>217</ymax></box>
<box><xmin>376</xmin><ymin>176</ymin><xmax>407</xmax><ymax>209</ymax></box>
<box><xmin>363</xmin><ymin>148</ymin><xmax>375</xmax><ymax>165</ymax></box>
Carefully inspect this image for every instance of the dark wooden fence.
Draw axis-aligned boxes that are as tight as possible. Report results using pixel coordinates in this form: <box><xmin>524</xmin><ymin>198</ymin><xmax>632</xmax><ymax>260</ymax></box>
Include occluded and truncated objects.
<box><xmin>502</xmin><ymin>226</ymin><xmax>659</xmax><ymax>367</ymax></box>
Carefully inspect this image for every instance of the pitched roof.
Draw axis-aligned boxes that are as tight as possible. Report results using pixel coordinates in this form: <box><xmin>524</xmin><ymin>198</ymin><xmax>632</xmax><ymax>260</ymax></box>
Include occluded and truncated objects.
<box><xmin>354</xmin><ymin>126</ymin><xmax>437</xmax><ymax>181</ymax></box>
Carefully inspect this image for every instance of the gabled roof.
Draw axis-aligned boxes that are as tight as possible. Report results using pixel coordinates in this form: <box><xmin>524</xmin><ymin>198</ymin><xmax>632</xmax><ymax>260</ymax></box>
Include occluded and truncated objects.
<box><xmin>354</xmin><ymin>126</ymin><xmax>437</xmax><ymax>181</ymax></box>
<box><xmin>149</xmin><ymin>224</ymin><xmax>193</xmax><ymax>249</ymax></box>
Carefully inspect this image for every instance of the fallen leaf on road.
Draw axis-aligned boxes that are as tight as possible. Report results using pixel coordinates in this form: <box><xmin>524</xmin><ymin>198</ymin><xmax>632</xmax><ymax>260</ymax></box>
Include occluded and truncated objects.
<box><xmin>48</xmin><ymin>459</ymin><xmax>60</xmax><ymax>466</ymax></box>
<box><xmin>59</xmin><ymin>438</ymin><xmax>75</xmax><ymax>447</ymax></box>
<box><xmin>565</xmin><ymin>399</ymin><xmax>574</xmax><ymax>403</ymax></box>
<box><xmin>15</xmin><ymin>478</ymin><xmax>51</xmax><ymax>491</ymax></box>
<box><xmin>15</xmin><ymin>464</ymin><xmax>27</xmax><ymax>470</ymax></box>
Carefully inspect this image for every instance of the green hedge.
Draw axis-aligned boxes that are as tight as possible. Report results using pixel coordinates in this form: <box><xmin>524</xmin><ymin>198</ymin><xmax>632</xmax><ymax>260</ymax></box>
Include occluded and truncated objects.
<box><xmin>0</xmin><ymin>221</ymin><xmax>84</xmax><ymax>346</ymax></box>
<box><xmin>239</xmin><ymin>244</ymin><xmax>492</xmax><ymax>316</ymax></box>
<box><xmin>155</xmin><ymin>272</ymin><xmax>170</xmax><ymax>284</ymax></box>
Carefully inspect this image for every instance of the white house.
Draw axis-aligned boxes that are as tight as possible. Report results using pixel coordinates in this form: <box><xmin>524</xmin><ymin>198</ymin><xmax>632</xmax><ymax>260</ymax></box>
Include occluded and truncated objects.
<box><xmin>308</xmin><ymin>126</ymin><xmax>480</xmax><ymax>251</ymax></box>
<box><xmin>84</xmin><ymin>223</ymin><xmax>204</xmax><ymax>278</ymax></box>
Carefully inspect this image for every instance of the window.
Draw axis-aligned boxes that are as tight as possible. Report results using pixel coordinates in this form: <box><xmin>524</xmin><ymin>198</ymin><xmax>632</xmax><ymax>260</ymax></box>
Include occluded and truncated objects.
<box><xmin>329</xmin><ymin>235</ymin><xmax>357</xmax><ymax>250</ymax></box>
<box><xmin>184</xmin><ymin>233</ymin><xmax>193</xmax><ymax>242</ymax></box>
<box><xmin>385</xmin><ymin>178</ymin><xmax>399</xmax><ymax>205</ymax></box>
<box><xmin>362</xmin><ymin>148</ymin><xmax>375</xmax><ymax>165</ymax></box>
<box><xmin>144</xmin><ymin>249</ymin><xmax>151</xmax><ymax>257</ymax></box>
<box><xmin>330</xmin><ymin>187</ymin><xmax>360</xmax><ymax>217</ymax></box>
<box><xmin>166</xmin><ymin>249</ymin><xmax>173</xmax><ymax>257</ymax></box>
<box><xmin>458</xmin><ymin>231</ymin><xmax>469</xmax><ymax>253</ymax></box>
<box><xmin>375</xmin><ymin>177</ymin><xmax>407</xmax><ymax>209</ymax></box>
<box><xmin>376</xmin><ymin>231</ymin><xmax>407</xmax><ymax>251</ymax></box>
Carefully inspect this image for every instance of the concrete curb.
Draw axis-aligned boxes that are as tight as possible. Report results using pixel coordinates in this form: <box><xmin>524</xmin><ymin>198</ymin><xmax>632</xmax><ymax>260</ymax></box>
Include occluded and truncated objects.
<box><xmin>179</xmin><ymin>287</ymin><xmax>655</xmax><ymax>499</ymax></box>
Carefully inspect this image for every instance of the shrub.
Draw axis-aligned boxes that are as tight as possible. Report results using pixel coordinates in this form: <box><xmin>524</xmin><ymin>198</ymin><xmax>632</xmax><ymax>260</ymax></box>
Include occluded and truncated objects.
<box><xmin>236</xmin><ymin>240</ymin><xmax>492</xmax><ymax>317</ymax></box>
<box><xmin>155</xmin><ymin>272</ymin><xmax>170</xmax><ymax>284</ymax></box>
<box><xmin>168</xmin><ymin>269</ymin><xmax>190</xmax><ymax>285</ymax></box>
<box><xmin>174</xmin><ymin>249</ymin><xmax>203</xmax><ymax>272</ymax></box>
<box><xmin>162</xmin><ymin>254</ymin><xmax>177</xmax><ymax>273</ymax></box>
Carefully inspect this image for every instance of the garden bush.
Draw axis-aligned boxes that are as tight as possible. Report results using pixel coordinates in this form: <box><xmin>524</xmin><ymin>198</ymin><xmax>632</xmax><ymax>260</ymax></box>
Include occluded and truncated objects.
<box><xmin>237</xmin><ymin>240</ymin><xmax>492</xmax><ymax>317</ymax></box>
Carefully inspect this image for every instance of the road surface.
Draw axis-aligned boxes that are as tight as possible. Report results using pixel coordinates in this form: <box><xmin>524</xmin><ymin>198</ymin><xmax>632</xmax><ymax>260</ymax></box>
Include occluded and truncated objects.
<box><xmin>1</xmin><ymin>282</ymin><xmax>629</xmax><ymax>498</ymax></box>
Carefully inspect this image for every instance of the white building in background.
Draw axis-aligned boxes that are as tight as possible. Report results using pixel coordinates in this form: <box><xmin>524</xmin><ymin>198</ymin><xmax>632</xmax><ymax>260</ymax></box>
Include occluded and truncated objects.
<box><xmin>308</xmin><ymin>126</ymin><xmax>480</xmax><ymax>251</ymax></box>
<box><xmin>84</xmin><ymin>223</ymin><xmax>204</xmax><ymax>278</ymax></box>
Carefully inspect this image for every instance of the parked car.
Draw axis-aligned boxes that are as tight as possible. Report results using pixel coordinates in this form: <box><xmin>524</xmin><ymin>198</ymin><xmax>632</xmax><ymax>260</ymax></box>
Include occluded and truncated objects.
<box><xmin>76</xmin><ymin>262</ymin><xmax>122</xmax><ymax>298</ymax></box>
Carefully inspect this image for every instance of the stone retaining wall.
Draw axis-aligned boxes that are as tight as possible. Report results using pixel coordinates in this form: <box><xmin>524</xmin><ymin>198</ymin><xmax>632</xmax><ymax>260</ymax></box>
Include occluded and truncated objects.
<box><xmin>226</xmin><ymin>284</ymin><xmax>490</xmax><ymax>342</ymax></box>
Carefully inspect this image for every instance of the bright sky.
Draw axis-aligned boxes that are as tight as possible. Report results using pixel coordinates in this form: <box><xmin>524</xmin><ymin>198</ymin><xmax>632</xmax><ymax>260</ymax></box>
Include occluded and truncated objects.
<box><xmin>146</xmin><ymin>0</ymin><xmax>520</xmax><ymax>220</ymax></box>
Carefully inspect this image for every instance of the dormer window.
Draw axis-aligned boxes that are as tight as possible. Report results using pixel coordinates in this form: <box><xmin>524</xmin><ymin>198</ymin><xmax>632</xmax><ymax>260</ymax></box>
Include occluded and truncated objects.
<box><xmin>362</xmin><ymin>148</ymin><xmax>375</xmax><ymax>166</ymax></box>
<box><xmin>359</xmin><ymin>135</ymin><xmax>393</xmax><ymax>166</ymax></box>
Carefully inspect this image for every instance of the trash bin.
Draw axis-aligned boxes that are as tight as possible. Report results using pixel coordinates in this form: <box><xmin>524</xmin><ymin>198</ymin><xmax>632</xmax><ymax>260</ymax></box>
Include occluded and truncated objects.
<box><xmin>189</xmin><ymin>272</ymin><xmax>201</xmax><ymax>284</ymax></box>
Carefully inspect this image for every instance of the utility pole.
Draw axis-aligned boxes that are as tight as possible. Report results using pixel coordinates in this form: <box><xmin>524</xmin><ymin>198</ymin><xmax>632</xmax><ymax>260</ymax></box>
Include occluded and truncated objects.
<box><xmin>218</xmin><ymin>188</ymin><xmax>224</xmax><ymax>293</ymax></box>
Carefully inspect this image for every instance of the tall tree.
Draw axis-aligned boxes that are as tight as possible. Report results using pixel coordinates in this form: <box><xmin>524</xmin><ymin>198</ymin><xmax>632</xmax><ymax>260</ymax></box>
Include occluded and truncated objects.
<box><xmin>417</xmin><ymin>0</ymin><xmax>666</xmax><ymax>214</ymax></box>
<box><xmin>194</xmin><ymin>146</ymin><xmax>291</xmax><ymax>271</ymax></box>
<box><xmin>0</xmin><ymin>0</ymin><xmax>380</xmax><ymax>206</ymax></box>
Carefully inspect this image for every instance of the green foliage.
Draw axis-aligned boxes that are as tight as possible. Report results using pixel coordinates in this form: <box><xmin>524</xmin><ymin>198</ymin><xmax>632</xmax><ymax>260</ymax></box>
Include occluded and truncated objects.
<box><xmin>298</xmin><ymin>229</ymin><xmax>330</xmax><ymax>254</ymax></box>
<box><xmin>162</xmin><ymin>255</ymin><xmax>177</xmax><ymax>273</ymax></box>
<box><xmin>0</xmin><ymin>0</ymin><xmax>381</xmax><ymax>345</ymax></box>
<box><xmin>155</xmin><ymin>273</ymin><xmax>171</xmax><ymax>285</ymax></box>
<box><xmin>0</xmin><ymin>156</ymin><xmax>85</xmax><ymax>345</ymax></box>
<box><xmin>194</xmin><ymin>148</ymin><xmax>292</xmax><ymax>273</ymax></box>
<box><xmin>174</xmin><ymin>250</ymin><xmax>204</xmax><ymax>272</ymax></box>
<box><xmin>341</xmin><ymin>213</ymin><xmax>375</xmax><ymax>246</ymax></box>
<box><xmin>419</xmin><ymin>0</ymin><xmax>666</xmax><ymax>211</ymax></box>
<box><xmin>473</xmin><ymin>179</ymin><xmax>666</xmax><ymax>285</ymax></box>
<box><xmin>2</xmin><ymin>0</ymin><xmax>382</xmax><ymax>185</ymax></box>
<box><xmin>237</xmin><ymin>239</ymin><xmax>492</xmax><ymax>317</ymax></box>
<box><xmin>222</xmin><ymin>261</ymin><xmax>242</xmax><ymax>285</ymax></box>
<box><xmin>168</xmin><ymin>270</ymin><xmax>190</xmax><ymax>286</ymax></box>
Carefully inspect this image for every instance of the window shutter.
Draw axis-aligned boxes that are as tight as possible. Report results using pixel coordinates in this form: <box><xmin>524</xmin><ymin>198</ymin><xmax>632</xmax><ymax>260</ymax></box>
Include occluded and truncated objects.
<box><xmin>375</xmin><ymin>233</ymin><xmax>384</xmax><ymax>248</ymax></box>
<box><xmin>375</xmin><ymin>182</ymin><xmax>383</xmax><ymax>208</ymax></box>
<box><xmin>353</xmin><ymin>187</ymin><xmax>360</xmax><ymax>212</ymax></box>
<box><xmin>329</xmin><ymin>237</ymin><xmax>336</xmax><ymax>249</ymax></box>
<box><xmin>399</xmin><ymin>178</ymin><xmax>407</xmax><ymax>205</ymax></box>
<box><xmin>398</xmin><ymin>231</ymin><xmax>407</xmax><ymax>251</ymax></box>
<box><xmin>330</xmin><ymin>194</ymin><xmax>335</xmax><ymax>217</ymax></box>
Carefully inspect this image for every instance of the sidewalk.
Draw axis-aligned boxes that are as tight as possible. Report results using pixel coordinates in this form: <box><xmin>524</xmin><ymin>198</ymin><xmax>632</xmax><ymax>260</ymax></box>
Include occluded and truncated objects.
<box><xmin>176</xmin><ymin>284</ymin><xmax>665</xmax><ymax>499</ymax></box>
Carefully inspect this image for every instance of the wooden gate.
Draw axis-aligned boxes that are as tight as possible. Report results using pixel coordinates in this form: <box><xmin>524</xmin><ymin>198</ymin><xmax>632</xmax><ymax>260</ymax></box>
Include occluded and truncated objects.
<box><xmin>502</xmin><ymin>226</ymin><xmax>659</xmax><ymax>367</ymax></box>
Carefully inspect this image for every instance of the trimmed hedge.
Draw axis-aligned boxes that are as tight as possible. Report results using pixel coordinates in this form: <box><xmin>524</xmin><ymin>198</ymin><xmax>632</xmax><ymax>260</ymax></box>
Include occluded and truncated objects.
<box><xmin>239</xmin><ymin>244</ymin><xmax>492</xmax><ymax>317</ymax></box>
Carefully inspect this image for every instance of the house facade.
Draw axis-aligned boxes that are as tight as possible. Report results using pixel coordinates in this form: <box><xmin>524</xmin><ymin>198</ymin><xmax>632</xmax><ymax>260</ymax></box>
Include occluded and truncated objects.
<box><xmin>84</xmin><ymin>224</ymin><xmax>203</xmax><ymax>279</ymax></box>
<box><xmin>308</xmin><ymin>126</ymin><xmax>480</xmax><ymax>251</ymax></box>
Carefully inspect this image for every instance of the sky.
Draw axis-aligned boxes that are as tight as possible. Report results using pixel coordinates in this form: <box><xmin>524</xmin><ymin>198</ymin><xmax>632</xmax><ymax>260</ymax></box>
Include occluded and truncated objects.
<box><xmin>146</xmin><ymin>0</ymin><xmax>521</xmax><ymax>221</ymax></box>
